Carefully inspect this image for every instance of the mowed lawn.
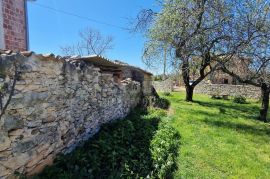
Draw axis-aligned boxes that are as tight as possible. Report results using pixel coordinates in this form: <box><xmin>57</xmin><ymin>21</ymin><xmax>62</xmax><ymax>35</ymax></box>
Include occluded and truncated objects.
<box><xmin>162</xmin><ymin>92</ymin><xmax>270</xmax><ymax>178</ymax></box>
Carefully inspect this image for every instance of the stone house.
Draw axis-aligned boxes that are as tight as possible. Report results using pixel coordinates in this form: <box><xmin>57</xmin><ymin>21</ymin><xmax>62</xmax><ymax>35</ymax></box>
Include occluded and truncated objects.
<box><xmin>193</xmin><ymin>57</ymin><xmax>261</xmax><ymax>98</ymax></box>
<box><xmin>0</xmin><ymin>0</ymin><xmax>28</xmax><ymax>51</ymax></box>
<box><xmin>209</xmin><ymin>57</ymin><xmax>251</xmax><ymax>85</ymax></box>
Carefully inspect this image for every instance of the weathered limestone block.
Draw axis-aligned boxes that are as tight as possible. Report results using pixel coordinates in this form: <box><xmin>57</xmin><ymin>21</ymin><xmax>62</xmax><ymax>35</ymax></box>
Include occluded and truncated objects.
<box><xmin>26</xmin><ymin>153</ymin><xmax>44</xmax><ymax>168</ymax></box>
<box><xmin>0</xmin><ymin>165</ymin><xmax>11</xmax><ymax>178</ymax></box>
<box><xmin>0</xmin><ymin>150</ymin><xmax>12</xmax><ymax>160</ymax></box>
<box><xmin>26</xmin><ymin>154</ymin><xmax>54</xmax><ymax>176</ymax></box>
<box><xmin>3</xmin><ymin>116</ymin><xmax>24</xmax><ymax>132</ymax></box>
<box><xmin>0</xmin><ymin>132</ymin><xmax>11</xmax><ymax>152</ymax></box>
<box><xmin>0</xmin><ymin>152</ymin><xmax>30</xmax><ymax>170</ymax></box>
<box><xmin>13</xmin><ymin>140</ymin><xmax>36</xmax><ymax>153</ymax></box>
<box><xmin>8</xmin><ymin>129</ymin><xmax>24</xmax><ymax>137</ymax></box>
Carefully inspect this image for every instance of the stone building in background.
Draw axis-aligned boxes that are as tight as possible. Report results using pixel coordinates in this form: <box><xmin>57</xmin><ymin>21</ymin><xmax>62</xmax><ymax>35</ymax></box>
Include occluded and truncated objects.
<box><xmin>0</xmin><ymin>0</ymin><xmax>28</xmax><ymax>51</ymax></box>
<box><xmin>209</xmin><ymin>57</ymin><xmax>251</xmax><ymax>85</ymax></box>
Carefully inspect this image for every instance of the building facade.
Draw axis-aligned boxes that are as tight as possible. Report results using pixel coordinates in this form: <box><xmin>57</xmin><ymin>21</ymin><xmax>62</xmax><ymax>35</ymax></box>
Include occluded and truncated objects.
<box><xmin>0</xmin><ymin>0</ymin><xmax>28</xmax><ymax>51</ymax></box>
<box><xmin>209</xmin><ymin>57</ymin><xmax>250</xmax><ymax>85</ymax></box>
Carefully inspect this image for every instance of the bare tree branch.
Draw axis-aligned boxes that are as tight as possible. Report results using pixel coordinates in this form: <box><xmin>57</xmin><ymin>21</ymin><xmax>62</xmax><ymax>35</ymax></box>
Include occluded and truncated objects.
<box><xmin>61</xmin><ymin>27</ymin><xmax>114</xmax><ymax>56</ymax></box>
<box><xmin>0</xmin><ymin>62</ymin><xmax>19</xmax><ymax>119</ymax></box>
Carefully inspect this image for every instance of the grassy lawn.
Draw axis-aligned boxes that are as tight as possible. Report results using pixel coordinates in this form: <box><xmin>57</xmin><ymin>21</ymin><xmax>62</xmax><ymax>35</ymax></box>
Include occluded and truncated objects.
<box><xmin>163</xmin><ymin>92</ymin><xmax>270</xmax><ymax>178</ymax></box>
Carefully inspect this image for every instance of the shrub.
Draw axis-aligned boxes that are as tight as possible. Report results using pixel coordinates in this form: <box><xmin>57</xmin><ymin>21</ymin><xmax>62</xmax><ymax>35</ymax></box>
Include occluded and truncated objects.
<box><xmin>211</xmin><ymin>95</ymin><xmax>223</xmax><ymax>100</ymax></box>
<box><xmin>141</xmin><ymin>96</ymin><xmax>170</xmax><ymax>110</ymax></box>
<box><xmin>153</xmin><ymin>97</ymin><xmax>170</xmax><ymax>109</ymax></box>
<box><xmin>147</xmin><ymin>108</ymin><xmax>167</xmax><ymax>119</ymax></box>
<box><xmin>233</xmin><ymin>95</ymin><xmax>247</xmax><ymax>104</ymax></box>
<box><xmin>163</xmin><ymin>92</ymin><xmax>171</xmax><ymax>96</ymax></box>
<box><xmin>219</xmin><ymin>108</ymin><xmax>226</xmax><ymax>114</ymax></box>
<box><xmin>150</xmin><ymin>120</ymin><xmax>180</xmax><ymax>178</ymax></box>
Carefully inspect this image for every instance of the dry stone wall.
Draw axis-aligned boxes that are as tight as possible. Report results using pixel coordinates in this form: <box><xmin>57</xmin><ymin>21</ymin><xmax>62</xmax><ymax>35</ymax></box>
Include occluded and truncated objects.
<box><xmin>152</xmin><ymin>79</ymin><xmax>173</xmax><ymax>93</ymax></box>
<box><xmin>195</xmin><ymin>83</ymin><xmax>261</xmax><ymax>99</ymax></box>
<box><xmin>0</xmin><ymin>53</ymin><xmax>142</xmax><ymax>178</ymax></box>
<box><xmin>121</xmin><ymin>66</ymin><xmax>152</xmax><ymax>96</ymax></box>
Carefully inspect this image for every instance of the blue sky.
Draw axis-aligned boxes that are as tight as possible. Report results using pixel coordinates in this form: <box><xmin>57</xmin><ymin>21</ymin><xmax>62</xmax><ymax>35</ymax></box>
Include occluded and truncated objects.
<box><xmin>27</xmin><ymin>0</ymin><xmax>157</xmax><ymax>70</ymax></box>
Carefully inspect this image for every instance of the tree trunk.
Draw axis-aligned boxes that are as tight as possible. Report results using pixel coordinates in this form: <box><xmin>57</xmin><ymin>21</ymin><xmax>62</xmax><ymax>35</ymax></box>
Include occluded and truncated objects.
<box><xmin>259</xmin><ymin>84</ymin><xmax>269</xmax><ymax>123</ymax></box>
<box><xmin>163</xmin><ymin>45</ymin><xmax>167</xmax><ymax>80</ymax></box>
<box><xmin>179</xmin><ymin>53</ymin><xmax>192</xmax><ymax>101</ymax></box>
<box><xmin>185</xmin><ymin>85</ymin><xmax>194</xmax><ymax>102</ymax></box>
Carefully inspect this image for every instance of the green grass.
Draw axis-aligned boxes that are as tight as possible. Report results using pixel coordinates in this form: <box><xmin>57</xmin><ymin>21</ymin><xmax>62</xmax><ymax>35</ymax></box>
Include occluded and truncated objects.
<box><xmin>162</xmin><ymin>92</ymin><xmax>270</xmax><ymax>179</ymax></box>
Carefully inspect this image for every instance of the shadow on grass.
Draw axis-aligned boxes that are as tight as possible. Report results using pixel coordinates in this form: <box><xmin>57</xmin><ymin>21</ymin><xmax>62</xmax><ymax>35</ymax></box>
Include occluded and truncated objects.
<box><xmin>194</xmin><ymin>100</ymin><xmax>261</xmax><ymax>120</ymax></box>
<box><xmin>30</xmin><ymin>108</ymin><xmax>180</xmax><ymax>179</ymax></box>
<box><xmin>171</xmin><ymin>98</ymin><xmax>270</xmax><ymax>137</ymax></box>
<box><xmin>202</xmin><ymin>118</ymin><xmax>270</xmax><ymax>137</ymax></box>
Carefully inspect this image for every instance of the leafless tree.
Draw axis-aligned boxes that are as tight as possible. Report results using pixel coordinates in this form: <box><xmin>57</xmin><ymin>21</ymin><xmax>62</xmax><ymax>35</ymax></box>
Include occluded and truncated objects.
<box><xmin>61</xmin><ymin>27</ymin><xmax>114</xmax><ymax>56</ymax></box>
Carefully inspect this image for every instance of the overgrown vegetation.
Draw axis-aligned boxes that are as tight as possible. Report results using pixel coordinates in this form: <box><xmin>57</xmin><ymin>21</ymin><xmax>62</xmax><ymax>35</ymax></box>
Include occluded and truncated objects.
<box><xmin>162</xmin><ymin>92</ymin><xmax>171</xmax><ymax>96</ymax></box>
<box><xmin>153</xmin><ymin>97</ymin><xmax>170</xmax><ymax>109</ymax></box>
<box><xmin>30</xmin><ymin>107</ymin><xmax>179</xmax><ymax>179</ymax></box>
<box><xmin>141</xmin><ymin>96</ymin><xmax>171</xmax><ymax>110</ymax></box>
<box><xmin>233</xmin><ymin>95</ymin><xmax>247</xmax><ymax>104</ymax></box>
<box><xmin>163</xmin><ymin>92</ymin><xmax>270</xmax><ymax>178</ymax></box>
<box><xmin>150</xmin><ymin>120</ymin><xmax>179</xmax><ymax>178</ymax></box>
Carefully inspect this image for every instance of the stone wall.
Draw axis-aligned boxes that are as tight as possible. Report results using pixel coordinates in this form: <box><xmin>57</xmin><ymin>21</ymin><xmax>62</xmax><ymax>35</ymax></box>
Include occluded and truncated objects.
<box><xmin>142</xmin><ymin>74</ymin><xmax>152</xmax><ymax>96</ymax></box>
<box><xmin>0</xmin><ymin>53</ymin><xmax>142</xmax><ymax>178</ymax></box>
<box><xmin>152</xmin><ymin>79</ymin><xmax>173</xmax><ymax>93</ymax></box>
<box><xmin>194</xmin><ymin>83</ymin><xmax>261</xmax><ymax>99</ymax></box>
<box><xmin>121</xmin><ymin>66</ymin><xmax>152</xmax><ymax>96</ymax></box>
